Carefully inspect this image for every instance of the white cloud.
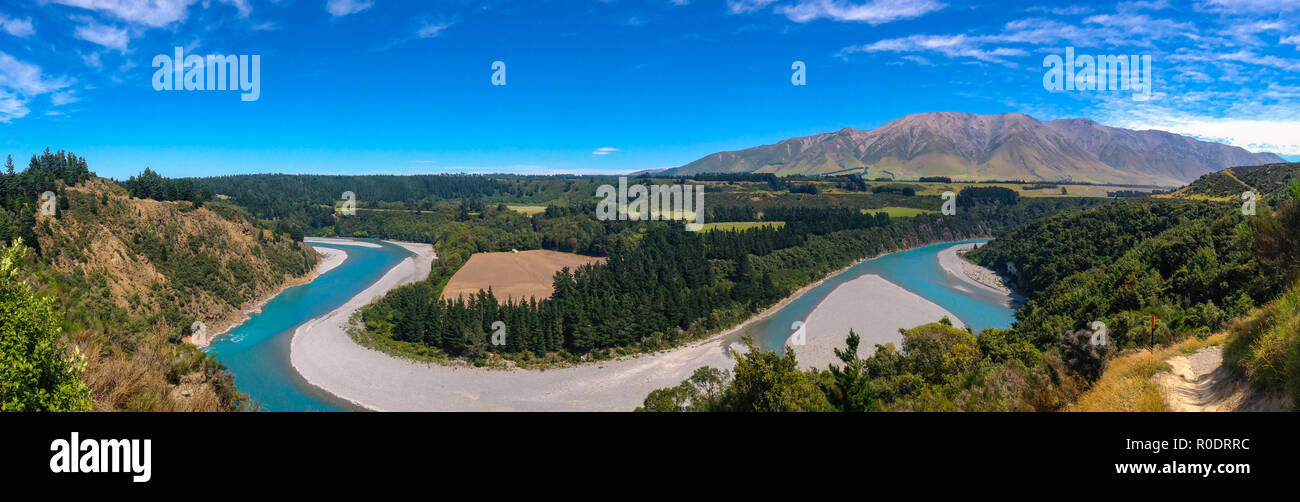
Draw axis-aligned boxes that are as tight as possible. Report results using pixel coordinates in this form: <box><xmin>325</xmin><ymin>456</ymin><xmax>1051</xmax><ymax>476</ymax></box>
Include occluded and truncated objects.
<box><xmin>52</xmin><ymin>0</ymin><xmax>197</xmax><ymax>28</ymax></box>
<box><xmin>73</xmin><ymin>19</ymin><xmax>130</xmax><ymax>52</ymax></box>
<box><xmin>1026</xmin><ymin>6</ymin><xmax>1093</xmax><ymax>16</ymax></box>
<box><xmin>0</xmin><ymin>14</ymin><xmax>34</xmax><ymax>37</ymax></box>
<box><xmin>778</xmin><ymin>0</ymin><xmax>946</xmax><ymax>24</ymax></box>
<box><xmin>1220</xmin><ymin>49</ymin><xmax>1300</xmax><ymax>72</ymax></box>
<box><xmin>843</xmin><ymin>34</ymin><xmax>1026</xmax><ymax>64</ymax></box>
<box><xmin>1198</xmin><ymin>0</ymin><xmax>1299</xmax><ymax>14</ymax></box>
<box><xmin>51</xmin><ymin>90</ymin><xmax>79</xmax><ymax>106</ymax></box>
<box><xmin>0</xmin><ymin>52</ymin><xmax>70</xmax><ymax>122</ymax></box>
<box><xmin>726</xmin><ymin>0</ymin><xmax>778</xmax><ymax>14</ymax></box>
<box><xmin>1283</xmin><ymin>34</ymin><xmax>1300</xmax><ymax>48</ymax></box>
<box><xmin>0</xmin><ymin>90</ymin><xmax>27</xmax><ymax>122</ymax></box>
<box><xmin>1118</xmin><ymin>115</ymin><xmax>1300</xmax><ymax>156</ymax></box>
<box><xmin>592</xmin><ymin>147</ymin><xmax>620</xmax><ymax>155</ymax></box>
<box><xmin>326</xmin><ymin>0</ymin><xmax>373</xmax><ymax>17</ymax></box>
<box><xmin>417</xmin><ymin>22</ymin><xmax>450</xmax><ymax>38</ymax></box>
<box><xmin>81</xmin><ymin>52</ymin><xmax>103</xmax><ymax>69</ymax></box>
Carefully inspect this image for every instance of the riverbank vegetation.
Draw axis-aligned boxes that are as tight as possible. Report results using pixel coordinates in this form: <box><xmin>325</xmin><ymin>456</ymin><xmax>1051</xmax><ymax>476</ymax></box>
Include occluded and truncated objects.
<box><xmin>182</xmin><ymin>170</ymin><xmax>1100</xmax><ymax>367</ymax></box>
<box><xmin>355</xmin><ymin>195</ymin><xmax>1096</xmax><ymax>367</ymax></box>
<box><xmin>0</xmin><ymin>151</ymin><xmax>319</xmax><ymax>411</ymax></box>
<box><xmin>642</xmin><ymin>171</ymin><xmax>1300</xmax><ymax>412</ymax></box>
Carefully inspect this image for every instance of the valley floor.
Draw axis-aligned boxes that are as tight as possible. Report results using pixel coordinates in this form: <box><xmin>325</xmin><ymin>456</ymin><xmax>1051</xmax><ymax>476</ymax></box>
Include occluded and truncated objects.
<box><xmin>793</xmin><ymin>274</ymin><xmax>964</xmax><ymax>370</ymax></box>
<box><xmin>286</xmin><ymin>238</ymin><xmax>1016</xmax><ymax>411</ymax></box>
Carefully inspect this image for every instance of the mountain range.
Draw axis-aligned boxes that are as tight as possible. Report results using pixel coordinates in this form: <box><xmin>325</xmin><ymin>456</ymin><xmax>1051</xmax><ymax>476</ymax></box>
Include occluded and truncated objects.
<box><xmin>669</xmin><ymin>112</ymin><xmax>1285</xmax><ymax>186</ymax></box>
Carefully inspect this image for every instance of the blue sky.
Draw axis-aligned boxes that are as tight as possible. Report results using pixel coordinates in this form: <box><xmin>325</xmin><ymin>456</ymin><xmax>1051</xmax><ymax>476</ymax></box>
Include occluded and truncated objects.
<box><xmin>1</xmin><ymin>0</ymin><xmax>1298</xmax><ymax>179</ymax></box>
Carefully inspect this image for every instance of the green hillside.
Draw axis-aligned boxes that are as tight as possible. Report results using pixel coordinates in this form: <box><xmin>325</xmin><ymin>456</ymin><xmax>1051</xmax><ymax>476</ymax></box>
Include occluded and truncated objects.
<box><xmin>1171</xmin><ymin>162</ymin><xmax>1300</xmax><ymax>202</ymax></box>
<box><xmin>1</xmin><ymin>151</ymin><xmax>319</xmax><ymax>411</ymax></box>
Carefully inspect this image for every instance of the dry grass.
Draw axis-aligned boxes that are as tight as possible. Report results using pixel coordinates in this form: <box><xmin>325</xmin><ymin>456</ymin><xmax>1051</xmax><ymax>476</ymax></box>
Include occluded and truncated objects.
<box><xmin>1071</xmin><ymin>332</ymin><xmax>1226</xmax><ymax>412</ymax></box>
<box><xmin>441</xmin><ymin>250</ymin><xmax>605</xmax><ymax>303</ymax></box>
<box><xmin>1223</xmin><ymin>280</ymin><xmax>1300</xmax><ymax>405</ymax></box>
<box><xmin>76</xmin><ymin>326</ymin><xmax>238</xmax><ymax>412</ymax></box>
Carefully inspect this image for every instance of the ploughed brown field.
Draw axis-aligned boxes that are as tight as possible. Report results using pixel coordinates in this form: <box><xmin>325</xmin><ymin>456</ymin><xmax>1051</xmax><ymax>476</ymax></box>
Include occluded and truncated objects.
<box><xmin>440</xmin><ymin>250</ymin><xmax>606</xmax><ymax>303</ymax></box>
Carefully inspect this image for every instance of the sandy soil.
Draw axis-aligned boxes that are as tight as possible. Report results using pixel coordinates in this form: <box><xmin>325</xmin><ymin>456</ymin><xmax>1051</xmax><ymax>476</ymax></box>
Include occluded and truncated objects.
<box><xmin>313</xmin><ymin>247</ymin><xmax>348</xmax><ymax>276</ymax></box>
<box><xmin>1152</xmin><ymin>346</ymin><xmax>1289</xmax><ymax>412</ymax></box>
<box><xmin>306</xmin><ymin>237</ymin><xmax>383</xmax><ymax>248</ymax></box>
<box><xmin>441</xmin><ymin>250</ymin><xmax>605</xmax><ymax>303</ymax></box>
<box><xmin>792</xmin><ymin>274</ymin><xmax>965</xmax><ymax>370</ymax></box>
<box><xmin>936</xmin><ymin>243</ymin><xmax>1024</xmax><ymax>308</ymax></box>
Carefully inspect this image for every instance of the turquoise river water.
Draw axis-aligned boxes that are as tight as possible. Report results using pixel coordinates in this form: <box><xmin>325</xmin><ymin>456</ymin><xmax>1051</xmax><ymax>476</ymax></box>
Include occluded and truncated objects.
<box><xmin>206</xmin><ymin>239</ymin><xmax>1013</xmax><ymax>411</ymax></box>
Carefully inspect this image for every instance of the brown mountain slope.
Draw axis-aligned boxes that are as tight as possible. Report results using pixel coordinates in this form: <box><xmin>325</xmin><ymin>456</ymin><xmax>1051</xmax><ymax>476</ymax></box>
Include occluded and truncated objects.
<box><xmin>28</xmin><ymin>178</ymin><xmax>319</xmax><ymax>411</ymax></box>
<box><xmin>672</xmin><ymin>112</ymin><xmax>1284</xmax><ymax>185</ymax></box>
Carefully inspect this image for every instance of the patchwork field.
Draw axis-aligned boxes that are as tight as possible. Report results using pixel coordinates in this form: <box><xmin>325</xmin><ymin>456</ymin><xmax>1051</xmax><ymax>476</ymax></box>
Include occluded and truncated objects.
<box><xmin>441</xmin><ymin>250</ymin><xmax>606</xmax><ymax>303</ymax></box>
<box><xmin>863</xmin><ymin>207</ymin><xmax>937</xmax><ymax>218</ymax></box>
<box><xmin>874</xmin><ymin>181</ymin><xmax>1171</xmax><ymax>197</ymax></box>
<box><xmin>506</xmin><ymin>205</ymin><xmax>547</xmax><ymax>215</ymax></box>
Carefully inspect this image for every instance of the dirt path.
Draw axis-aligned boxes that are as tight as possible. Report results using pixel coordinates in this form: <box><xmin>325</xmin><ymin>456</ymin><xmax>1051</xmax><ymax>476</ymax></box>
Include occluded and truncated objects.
<box><xmin>1151</xmin><ymin>346</ymin><xmax>1287</xmax><ymax>412</ymax></box>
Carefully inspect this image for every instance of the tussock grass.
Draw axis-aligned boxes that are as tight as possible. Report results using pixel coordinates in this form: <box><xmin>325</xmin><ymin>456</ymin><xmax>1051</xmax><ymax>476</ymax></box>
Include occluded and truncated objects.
<box><xmin>1071</xmin><ymin>332</ymin><xmax>1226</xmax><ymax>412</ymax></box>
<box><xmin>1223</xmin><ymin>280</ymin><xmax>1300</xmax><ymax>406</ymax></box>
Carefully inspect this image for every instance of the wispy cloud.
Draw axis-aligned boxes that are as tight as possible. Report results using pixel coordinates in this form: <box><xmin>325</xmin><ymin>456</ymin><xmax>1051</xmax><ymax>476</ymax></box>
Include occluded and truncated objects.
<box><xmin>0</xmin><ymin>52</ymin><xmax>70</xmax><ymax>122</ymax></box>
<box><xmin>52</xmin><ymin>0</ymin><xmax>197</xmax><ymax>28</ymax></box>
<box><xmin>73</xmin><ymin>18</ymin><xmax>130</xmax><ymax>52</ymax></box>
<box><xmin>51</xmin><ymin>90</ymin><xmax>79</xmax><ymax>106</ymax></box>
<box><xmin>778</xmin><ymin>0</ymin><xmax>946</xmax><ymax>24</ymax></box>
<box><xmin>417</xmin><ymin>21</ymin><xmax>451</xmax><ymax>38</ymax></box>
<box><xmin>1198</xmin><ymin>0</ymin><xmax>1299</xmax><ymax>14</ymax></box>
<box><xmin>1111</xmin><ymin>112</ymin><xmax>1300</xmax><ymax>156</ymax></box>
<box><xmin>842</xmin><ymin>34</ymin><xmax>1026</xmax><ymax>65</ymax></box>
<box><xmin>327</xmin><ymin>0</ymin><xmax>373</xmax><ymax>17</ymax></box>
<box><xmin>592</xmin><ymin>147</ymin><xmax>620</xmax><ymax>155</ymax></box>
<box><xmin>0</xmin><ymin>14</ymin><xmax>34</xmax><ymax>38</ymax></box>
<box><xmin>727</xmin><ymin>0</ymin><xmax>779</xmax><ymax>14</ymax></box>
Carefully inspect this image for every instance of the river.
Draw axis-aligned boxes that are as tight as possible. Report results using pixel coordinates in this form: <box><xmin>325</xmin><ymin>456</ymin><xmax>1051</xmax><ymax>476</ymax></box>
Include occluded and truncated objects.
<box><xmin>205</xmin><ymin>239</ymin><xmax>412</xmax><ymax>411</ymax></box>
<box><xmin>747</xmin><ymin>239</ymin><xmax>1016</xmax><ymax>351</ymax></box>
<box><xmin>207</xmin><ymin>239</ymin><xmax>1014</xmax><ymax>411</ymax></box>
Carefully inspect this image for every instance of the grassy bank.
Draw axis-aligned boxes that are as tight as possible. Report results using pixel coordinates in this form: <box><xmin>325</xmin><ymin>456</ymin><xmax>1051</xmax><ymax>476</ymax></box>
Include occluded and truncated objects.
<box><xmin>1071</xmin><ymin>332</ymin><xmax>1226</xmax><ymax>412</ymax></box>
<box><xmin>1223</xmin><ymin>279</ymin><xmax>1300</xmax><ymax>407</ymax></box>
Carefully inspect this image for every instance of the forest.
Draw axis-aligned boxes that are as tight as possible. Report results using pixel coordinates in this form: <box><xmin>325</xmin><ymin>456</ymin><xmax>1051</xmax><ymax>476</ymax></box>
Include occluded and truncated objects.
<box><xmin>639</xmin><ymin>178</ymin><xmax>1300</xmax><ymax>412</ymax></box>
<box><xmin>355</xmin><ymin>190</ymin><xmax>1099</xmax><ymax>366</ymax></box>
<box><xmin>0</xmin><ymin>150</ymin><xmax>318</xmax><ymax>411</ymax></box>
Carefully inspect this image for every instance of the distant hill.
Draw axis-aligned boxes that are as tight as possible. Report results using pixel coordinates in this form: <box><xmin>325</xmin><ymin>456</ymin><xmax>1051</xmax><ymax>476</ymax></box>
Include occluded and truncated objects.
<box><xmin>670</xmin><ymin>112</ymin><xmax>1284</xmax><ymax>186</ymax></box>
<box><xmin>1169</xmin><ymin>162</ymin><xmax>1300</xmax><ymax>202</ymax></box>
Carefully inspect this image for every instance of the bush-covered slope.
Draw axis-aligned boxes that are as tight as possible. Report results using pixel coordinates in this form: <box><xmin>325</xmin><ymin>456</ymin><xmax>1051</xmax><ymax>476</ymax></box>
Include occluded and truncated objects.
<box><xmin>1172</xmin><ymin>162</ymin><xmax>1300</xmax><ymax>201</ymax></box>
<box><xmin>967</xmin><ymin>199</ymin><xmax>1278</xmax><ymax>348</ymax></box>
<box><xmin>2</xmin><ymin>152</ymin><xmax>319</xmax><ymax>411</ymax></box>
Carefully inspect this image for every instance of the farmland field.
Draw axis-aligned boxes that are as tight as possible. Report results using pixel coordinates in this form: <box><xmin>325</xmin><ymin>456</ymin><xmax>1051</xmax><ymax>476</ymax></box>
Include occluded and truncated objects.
<box><xmin>507</xmin><ymin>205</ymin><xmax>548</xmax><ymax>215</ymax></box>
<box><xmin>863</xmin><ymin>207</ymin><xmax>937</xmax><ymax>218</ymax></box>
<box><xmin>441</xmin><ymin>250</ymin><xmax>606</xmax><ymax>303</ymax></box>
